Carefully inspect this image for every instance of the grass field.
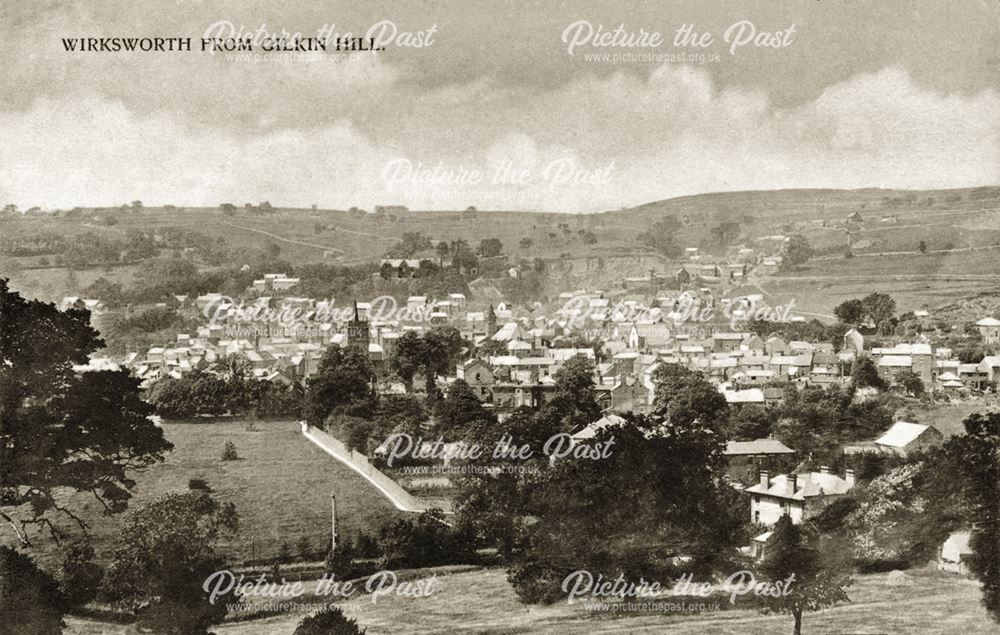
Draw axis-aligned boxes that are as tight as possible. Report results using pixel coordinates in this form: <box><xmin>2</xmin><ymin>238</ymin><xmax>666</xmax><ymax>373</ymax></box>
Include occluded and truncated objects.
<box><xmin>5</xmin><ymin>186</ymin><xmax>1000</xmax><ymax>311</ymax></box>
<box><xmin>62</xmin><ymin>566</ymin><xmax>992</xmax><ymax>634</ymax></box>
<box><xmin>7</xmin><ymin>420</ymin><xmax>404</xmax><ymax>569</ymax></box>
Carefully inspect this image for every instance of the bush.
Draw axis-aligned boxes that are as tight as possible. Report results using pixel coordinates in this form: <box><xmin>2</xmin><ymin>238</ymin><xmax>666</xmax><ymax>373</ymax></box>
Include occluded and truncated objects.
<box><xmin>60</xmin><ymin>542</ymin><xmax>103</xmax><ymax>608</ymax></box>
<box><xmin>506</xmin><ymin>558</ymin><xmax>572</xmax><ymax>605</ymax></box>
<box><xmin>277</xmin><ymin>540</ymin><xmax>293</xmax><ymax>564</ymax></box>
<box><xmin>188</xmin><ymin>478</ymin><xmax>212</xmax><ymax>492</ymax></box>
<box><xmin>293</xmin><ymin>606</ymin><xmax>366</xmax><ymax>635</ymax></box>
<box><xmin>0</xmin><ymin>546</ymin><xmax>65</xmax><ymax>635</ymax></box>
<box><xmin>221</xmin><ymin>441</ymin><xmax>238</xmax><ymax>461</ymax></box>
<box><xmin>297</xmin><ymin>536</ymin><xmax>314</xmax><ymax>561</ymax></box>
<box><xmin>377</xmin><ymin>510</ymin><xmax>475</xmax><ymax>569</ymax></box>
<box><xmin>325</xmin><ymin>536</ymin><xmax>360</xmax><ymax>578</ymax></box>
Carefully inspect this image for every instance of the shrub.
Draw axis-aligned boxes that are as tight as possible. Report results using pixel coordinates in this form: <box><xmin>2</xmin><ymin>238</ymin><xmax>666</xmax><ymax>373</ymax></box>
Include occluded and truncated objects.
<box><xmin>297</xmin><ymin>536</ymin><xmax>314</xmax><ymax>561</ymax></box>
<box><xmin>188</xmin><ymin>478</ymin><xmax>212</xmax><ymax>492</ymax></box>
<box><xmin>0</xmin><ymin>546</ymin><xmax>65</xmax><ymax>635</ymax></box>
<box><xmin>277</xmin><ymin>540</ymin><xmax>292</xmax><ymax>564</ymax></box>
<box><xmin>506</xmin><ymin>558</ymin><xmax>572</xmax><ymax>605</ymax></box>
<box><xmin>377</xmin><ymin>510</ymin><xmax>475</xmax><ymax>569</ymax></box>
<box><xmin>60</xmin><ymin>542</ymin><xmax>103</xmax><ymax>608</ymax></box>
<box><xmin>221</xmin><ymin>441</ymin><xmax>238</xmax><ymax>461</ymax></box>
<box><xmin>293</xmin><ymin>606</ymin><xmax>366</xmax><ymax>635</ymax></box>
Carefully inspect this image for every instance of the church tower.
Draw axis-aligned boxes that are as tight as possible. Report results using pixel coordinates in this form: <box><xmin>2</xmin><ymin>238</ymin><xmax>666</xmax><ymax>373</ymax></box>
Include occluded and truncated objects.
<box><xmin>486</xmin><ymin>303</ymin><xmax>497</xmax><ymax>338</ymax></box>
<box><xmin>346</xmin><ymin>300</ymin><xmax>370</xmax><ymax>350</ymax></box>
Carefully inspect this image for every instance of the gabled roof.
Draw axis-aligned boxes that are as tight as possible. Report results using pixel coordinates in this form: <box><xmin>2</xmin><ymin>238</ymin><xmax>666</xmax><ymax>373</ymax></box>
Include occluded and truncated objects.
<box><xmin>746</xmin><ymin>471</ymin><xmax>854</xmax><ymax>500</ymax></box>
<box><xmin>722</xmin><ymin>388</ymin><xmax>765</xmax><ymax>403</ymax></box>
<box><xmin>725</xmin><ymin>439</ymin><xmax>795</xmax><ymax>456</ymax></box>
<box><xmin>875</xmin><ymin>421</ymin><xmax>937</xmax><ymax>448</ymax></box>
<box><xmin>878</xmin><ymin>355</ymin><xmax>912</xmax><ymax>367</ymax></box>
<box><xmin>572</xmin><ymin>414</ymin><xmax>627</xmax><ymax>441</ymax></box>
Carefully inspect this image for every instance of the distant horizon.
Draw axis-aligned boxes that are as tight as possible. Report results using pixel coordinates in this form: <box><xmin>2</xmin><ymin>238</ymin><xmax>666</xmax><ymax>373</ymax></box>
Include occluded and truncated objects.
<box><xmin>14</xmin><ymin>182</ymin><xmax>1000</xmax><ymax>216</ymax></box>
<box><xmin>2</xmin><ymin>1</ymin><xmax>998</xmax><ymax>212</ymax></box>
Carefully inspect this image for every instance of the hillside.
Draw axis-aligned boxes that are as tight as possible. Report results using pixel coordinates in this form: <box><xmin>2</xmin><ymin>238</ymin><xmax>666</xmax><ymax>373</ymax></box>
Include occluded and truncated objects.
<box><xmin>2</xmin><ymin>185</ymin><xmax>1000</xmax><ymax>316</ymax></box>
<box><xmin>6</xmin><ymin>420</ymin><xmax>404</xmax><ymax>570</ymax></box>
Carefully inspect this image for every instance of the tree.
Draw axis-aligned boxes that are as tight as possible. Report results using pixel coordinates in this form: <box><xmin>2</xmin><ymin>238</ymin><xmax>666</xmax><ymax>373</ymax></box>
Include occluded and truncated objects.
<box><xmin>710</xmin><ymin>221</ymin><xmax>741</xmax><ymax>247</ymax></box>
<box><xmin>850</xmin><ymin>357</ymin><xmax>885</xmax><ymax>390</ymax></box>
<box><xmin>894</xmin><ymin>370</ymin><xmax>925</xmax><ymax>397</ymax></box>
<box><xmin>102</xmin><ymin>491</ymin><xmax>239</xmax><ymax>634</ymax></box>
<box><xmin>296</xmin><ymin>536</ymin><xmax>314</xmax><ymax>561</ymax></box>
<box><xmin>377</xmin><ymin>509</ymin><xmax>473</xmax><ymax>569</ymax></box>
<box><xmin>294</xmin><ymin>606</ymin><xmax>366</xmax><ymax>635</ymax></box>
<box><xmin>59</xmin><ymin>542</ymin><xmax>103</xmax><ymax>608</ymax></box>
<box><xmin>450</xmin><ymin>241</ymin><xmax>479</xmax><ymax>273</ymax></box>
<box><xmin>421</xmin><ymin>326</ymin><xmax>466</xmax><ymax>398</ymax></box>
<box><xmin>0</xmin><ymin>546</ymin><xmax>65</xmax><ymax>634</ymax></box>
<box><xmin>277</xmin><ymin>539</ymin><xmax>293</xmax><ymax>564</ymax></box>
<box><xmin>219</xmin><ymin>203</ymin><xmax>236</xmax><ymax>216</ymax></box>
<box><xmin>509</xmin><ymin>412</ymin><xmax>745</xmax><ymax>602</ymax></box>
<box><xmin>519</xmin><ymin>237</ymin><xmax>533</xmax><ymax>249</ymax></box>
<box><xmin>304</xmin><ymin>345</ymin><xmax>376</xmax><ymax>424</ymax></box>
<box><xmin>221</xmin><ymin>440</ymin><xmax>239</xmax><ymax>461</ymax></box>
<box><xmin>833</xmin><ymin>299</ymin><xmax>865</xmax><ymax>325</ymax></box>
<box><xmin>757</xmin><ymin>516</ymin><xmax>851</xmax><ymax>635</ymax></box>
<box><xmin>478</xmin><ymin>238</ymin><xmax>503</xmax><ymax>258</ymax></box>
<box><xmin>918</xmin><ymin>240</ymin><xmax>928</xmax><ymax>254</ymax></box>
<box><xmin>0</xmin><ymin>279</ymin><xmax>173</xmax><ymax>545</ymax></box>
<box><xmin>783</xmin><ymin>235</ymin><xmax>814</xmax><ymax>270</ymax></box>
<box><xmin>376</xmin><ymin>394</ymin><xmax>427</xmax><ymax>439</ymax></box>
<box><xmin>538</xmin><ymin>354</ymin><xmax>601</xmax><ymax>432</ymax></box>
<box><xmin>637</xmin><ymin>216</ymin><xmax>682</xmax><ymax>257</ymax></box>
<box><xmin>454</xmin><ymin>408</ymin><xmax>551</xmax><ymax>562</ymax></box>
<box><xmin>434</xmin><ymin>379</ymin><xmax>493</xmax><ymax>439</ymax></box>
<box><xmin>861</xmin><ymin>292</ymin><xmax>896</xmax><ymax>326</ymax></box>
<box><xmin>651</xmin><ymin>364</ymin><xmax>729</xmax><ymax>432</ymax></box>
<box><xmin>387</xmin><ymin>232</ymin><xmax>432</xmax><ymax>258</ymax></box>
<box><xmin>945</xmin><ymin>412</ymin><xmax>1000</xmax><ymax>622</ymax></box>
<box><xmin>845</xmin><ymin>458</ymin><xmax>963</xmax><ymax>566</ymax></box>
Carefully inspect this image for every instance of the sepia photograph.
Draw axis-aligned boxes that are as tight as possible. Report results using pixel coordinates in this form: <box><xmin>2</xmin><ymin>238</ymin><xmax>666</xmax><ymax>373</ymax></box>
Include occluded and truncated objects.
<box><xmin>1</xmin><ymin>1</ymin><xmax>1000</xmax><ymax>633</ymax></box>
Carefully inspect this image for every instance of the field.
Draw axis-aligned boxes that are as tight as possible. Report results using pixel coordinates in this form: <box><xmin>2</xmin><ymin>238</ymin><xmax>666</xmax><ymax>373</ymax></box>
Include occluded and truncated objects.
<box><xmin>63</xmin><ymin>566</ymin><xmax>992</xmax><ymax>634</ymax></box>
<box><xmin>4</xmin><ymin>186</ymin><xmax>1000</xmax><ymax>311</ymax></box>
<box><xmin>7</xmin><ymin>420</ymin><xmax>404</xmax><ymax>569</ymax></box>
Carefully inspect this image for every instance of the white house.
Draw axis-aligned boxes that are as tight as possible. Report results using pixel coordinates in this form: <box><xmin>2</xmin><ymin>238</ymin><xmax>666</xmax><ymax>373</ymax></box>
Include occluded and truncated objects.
<box><xmin>938</xmin><ymin>531</ymin><xmax>973</xmax><ymax>575</ymax></box>
<box><xmin>746</xmin><ymin>467</ymin><xmax>855</xmax><ymax>526</ymax></box>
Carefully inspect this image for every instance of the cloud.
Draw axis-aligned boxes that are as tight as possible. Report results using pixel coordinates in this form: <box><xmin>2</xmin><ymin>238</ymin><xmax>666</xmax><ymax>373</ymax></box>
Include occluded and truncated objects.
<box><xmin>1</xmin><ymin>65</ymin><xmax>997</xmax><ymax>212</ymax></box>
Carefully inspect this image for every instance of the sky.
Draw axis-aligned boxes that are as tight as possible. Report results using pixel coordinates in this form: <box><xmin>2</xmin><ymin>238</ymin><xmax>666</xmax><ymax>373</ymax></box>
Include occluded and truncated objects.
<box><xmin>1</xmin><ymin>0</ymin><xmax>999</xmax><ymax>212</ymax></box>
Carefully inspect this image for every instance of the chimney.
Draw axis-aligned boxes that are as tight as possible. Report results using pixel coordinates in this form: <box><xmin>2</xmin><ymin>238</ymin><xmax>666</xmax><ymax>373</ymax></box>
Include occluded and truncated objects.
<box><xmin>845</xmin><ymin>469</ymin><xmax>856</xmax><ymax>488</ymax></box>
<box><xmin>759</xmin><ymin>470</ymin><xmax>769</xmax><ymax>489</ymax></box>
<box><xmin>820</xmin><ymin>465</ymin><xmax>830</xmax><ymax>475</ymax></box>
<box><xmin>787</xmin><ymin>473</ymin><xmax>798</xmax><ymax>496</ymax></box>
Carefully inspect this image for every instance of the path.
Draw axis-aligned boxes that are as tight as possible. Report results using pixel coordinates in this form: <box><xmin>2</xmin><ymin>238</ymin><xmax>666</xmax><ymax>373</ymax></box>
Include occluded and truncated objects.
<box><xmin>300</xmin><ymin>422</ymin><xmax>453</xmax><ymax>515</ymax></box>
<box><xmin>221</xmin><ymin>222</ymin><xmax>346</xmax><ymax>254</ymax></box>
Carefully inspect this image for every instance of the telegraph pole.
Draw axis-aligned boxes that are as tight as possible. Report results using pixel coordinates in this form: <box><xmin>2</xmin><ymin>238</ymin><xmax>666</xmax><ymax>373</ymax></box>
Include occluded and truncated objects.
<box><xmin>330</xmin><ymin>494</ymin><xmax>338</xmax><ymax>554</ymax></box>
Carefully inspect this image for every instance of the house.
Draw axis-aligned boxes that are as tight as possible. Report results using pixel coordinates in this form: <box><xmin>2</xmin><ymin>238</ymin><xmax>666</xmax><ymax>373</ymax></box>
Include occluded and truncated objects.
<box><xmin>746</xmin><ymin>467</ymin><xmax>855</xmax><ymax>526</ymax></box>
<box><xmin>460</xmin><ymin>358</ymin><xmax>494</xmax><ymax>402</ymax></box>
<box><xmin>765</xmin><ymin>334</ymin><xmax>790</xmax><ymax>356</ymax></box>
<box><xmin>873</xmin><ymin>421</ymin><xmax>943</xmax><ymax>456</ymax></box>
<box><xmin>571</xmin><ymin>414</ymin><xmax>626</xmax><ymax>443</ymax></box>
<box><xmin>724</xmin><ymin>438</ymin><xmax>795</xmax><ymax>485</ymax></box>
<box><xmin>938</xmin><ymin>531</ymin><xmax>973</xmax><ymax>575</ymax></box>
<box><xmin>975</xmin><ymin>318</ymin><xmax>1000</xmax><ymax>346</ymax></box>
<box><xmin>722</xmin><ymin>388</ymin><xmax>765</xmax><ymax>404</ymax></box>
<box><xmin>977</xmin><ymin>356</ymin><xmax>1000</xmax><ymax>384</ymax></box>
<box><xmin>842</xmin><ymin>328</ymin><xmax>864</xmax><ymax>355</ymax></box>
